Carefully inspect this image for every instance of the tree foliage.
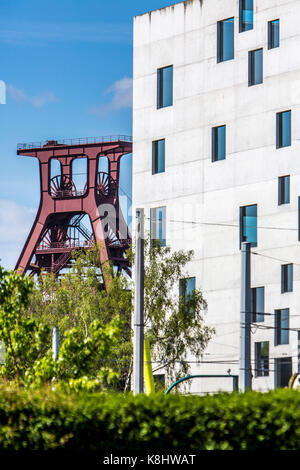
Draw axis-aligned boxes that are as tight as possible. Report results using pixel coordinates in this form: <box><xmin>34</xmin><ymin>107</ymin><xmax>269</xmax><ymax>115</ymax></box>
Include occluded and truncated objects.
<box><xmin>0</xmin><ymin>265</ymin><xmax>122</xmax><ymax>391</ymax></box>
<box><xmin>0</xmin><ymin>237</ymin><xmax>214</xmax><ymax>390</ymax></box>
<box><xmin>141</xmin><ymin>239</ymin><xmax>215</xmax><ymax>381</ymax></box>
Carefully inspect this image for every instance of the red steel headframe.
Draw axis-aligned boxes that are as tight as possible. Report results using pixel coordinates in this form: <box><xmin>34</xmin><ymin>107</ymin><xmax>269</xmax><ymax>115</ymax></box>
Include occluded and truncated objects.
<box><xmin>15</xmin><ymin>136</ymin><xmax>132</xmax><ymax>289</ymax></box>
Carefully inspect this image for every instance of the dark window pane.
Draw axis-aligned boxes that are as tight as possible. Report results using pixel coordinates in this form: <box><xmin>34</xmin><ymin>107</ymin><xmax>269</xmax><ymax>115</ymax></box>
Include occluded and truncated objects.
<box><xmin>281</xmin><ymin>309</ymin><xmax>289</xmax><ymax>344</ymax></box>
<box><xmin>254</xmin><ymin>49</ymin><xmax>263</xmax><ymax>84</ymax></box>
<box><xmin>249</xmin><ymin>49</ymin><xmax>263</xmax><ymax>86</ymax></box>
<box><xmin>240</xmin><ymin>204</ymin><xmax>257</xmax><ymax>247</ymax></box>
<box><xmin>157</xmin><ymin>66</ymin><xmax>173</xmax><ymax>109</ymax></box>
<box><xmin>281</xmin><ymin>264</ymin><xmax>293</xmax><ymax>293</ymax></box>
<box><xmin>223</xmin><ymin>18</ymin><xmax>234</xmax><ymax>61</ymax></box>
<box><xmin>212</xmin><ymin>125</ymin><xmax>226</xmax><ymax>161</ymax></box>
<box><xmin>255</xmin><ymin>342</ymin><xmax>269</xmax><ymax>377</ymax></box>
<box><xmin>284</xmin><ymin>176</ymin><xmax>290</xmax><ymax>203</ymax></box>
<box><xmin>275</xmin><ymin>308</ymin><xmax>289</xmax><ymax>345</ymax></box>
<box><xmin>152</xmin><ymin>139</ymin><xmax>165</xmax><ymax>174</ymax></box>
<box><xmin>275</xmin><ymin>357</ymin><xmax>292</xmax><ymax>388</ymax></box>
<box><xmin>252</xmin><ymin>287</ymin><xmax>264</xmax><ymax>322</ymax></box>
<box><xmin>240</xmin><ymin>0</ymin><xmax>253</xmax><ymax>32</ymax></box>
<box><xmin>217</xmin><ymin>18</ymin><xmax>234</xmax><ymax>63</ymax></box>
<box><xmin>282</xmin><ymin>111</ymin><xmax>291</xmax><ymax>147</ymax></box>
<box><xmin>278</xmin><ymin>175</ymin><xmax>290</xmax><ymax>205</ymax></box>
<box><xmin>287</xmin><ymin>264</ymin><xmax>293</xmax><ymax>292</ymax></box>
<box><xmin>277</xmin><ymin>111</ymin><xmax>291</xmax><ymax>148</ymax></box>
<box><xmin>179</xmin><ymin>277</ymin><xmax>196</xmax><ymax>316</ymax></box>
<box><xmin>268</xmin><ymin>19</ymin><xmax>280</xmax><ymax>49</ymax></box>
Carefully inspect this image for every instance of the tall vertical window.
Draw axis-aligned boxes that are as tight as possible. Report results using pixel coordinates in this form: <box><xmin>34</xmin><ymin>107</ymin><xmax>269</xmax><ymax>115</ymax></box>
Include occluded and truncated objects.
<box><xmin>212</xmin><ymin>125</ymin><xmax>226</xmax><ymax>162</ymax></box>
<box><xmin>268</xmin><ymin>19</ymin><xmax>280</xmax><ymax>49</ymax></box>
<box><xmin>152</xmin><ymin>139</ymin><xmax>165</xmax><ymax>174</ymax></box>
<box><xmin>217</xmin><ymin>18</ymin><xmax>234</xmax><ymax>63</ymax></box>
<box><xmin>251</xmin><ymin>287</ymin><xmax>264</xmax><ymax>322</ymax></box>
<box><xmin>255</xmin><ymin>342</ymin><xmax>269</xmax><ymax>377</ymax></box>
<box><xmin>278</xmin><ymin>175</ymin><xmax>290</xmax><ymax>205</ymax></box>
<box><xmin>239</xmin><ymin>0</ymin><xmax>253</xmax><ymax>32</ymax></box>
<box><xmin>276</xmin><ymin>111</ymin><xmax>291</xmax><ymax>148</ymax></box>
<box><xmin>179</xmin><ymin>277</ymin><xmax>196</xmax><ymax>316</ymax></box>
<box><xmin>150</xmin><ymin>206</ymin><xmax>166</xmax><ymax>247</ymax></box>
<box><xmin>275</xmin><ymin>308</ymin><xmax>289</xmax><ymax>345</ymax></box>
<box><xmin>240</xmin><ymin>204</ymin><xmax>257</xmax><ymax>247</ymax></box>
<box><xmin>275</xmin><ymin>357</ymin><xmax>292</xmax><ymax>388</ymax></box>
<box><xmin>248</xmin><ymin>49</ymin><xmax>263</xmax><ymax>86</ymax></box>
<box><xmin>281</xmin><ymin>264</ymin><xmax>293</xmax><ymax>293</ymax></box>
<box><xmin>157</xmin><ymin>66</ymin><xmax>173</xmax><ymax>109</ymax></box>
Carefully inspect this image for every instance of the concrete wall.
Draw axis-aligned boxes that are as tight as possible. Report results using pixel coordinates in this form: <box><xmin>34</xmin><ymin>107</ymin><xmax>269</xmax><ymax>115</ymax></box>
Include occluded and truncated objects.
<box><xmin>133</xmin><ymin>0</ymin><xmax>300</xmax><ymax>393</ymax></box>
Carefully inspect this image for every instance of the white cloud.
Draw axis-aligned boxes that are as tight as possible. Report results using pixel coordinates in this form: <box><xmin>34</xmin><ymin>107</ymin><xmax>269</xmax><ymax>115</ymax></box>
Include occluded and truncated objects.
<box><xmin>89</xmin><ymin>77</ymin><xmax>132</xmax><ymax>115</ymax></box>
<box><xmin>7</xmin><ymin>84</ymin><xmax>58</xmax><ymax>107</ymax></box>
<box><xmin>0</xmin><ymin>200</ymin><xmax>36</xmax><ymax>270</ymax></box>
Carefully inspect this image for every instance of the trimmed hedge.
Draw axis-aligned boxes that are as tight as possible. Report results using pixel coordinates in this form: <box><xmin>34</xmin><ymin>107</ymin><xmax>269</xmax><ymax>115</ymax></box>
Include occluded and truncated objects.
<box><xmin>0</xmin><ymin>385</ymin><xmax>299</xmax><ymax>450</ymax></box>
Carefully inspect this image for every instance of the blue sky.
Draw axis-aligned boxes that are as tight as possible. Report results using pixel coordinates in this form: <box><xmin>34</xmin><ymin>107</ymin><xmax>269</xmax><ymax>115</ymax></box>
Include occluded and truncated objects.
<box><xmin>0</xmin><ymin>0</ymin><xmax>179</xmax><ymax>269</ymax></box>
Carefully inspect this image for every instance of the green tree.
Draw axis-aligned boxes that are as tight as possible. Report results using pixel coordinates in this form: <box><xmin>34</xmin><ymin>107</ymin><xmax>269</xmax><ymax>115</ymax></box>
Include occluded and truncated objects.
<box><xmin>27</xmin><ymin>239</ymin><xmax>214</xmax><ymax>388</ymax></box>
<box><xmin>0</xmin><ymin>266</ymin><xmax>49</xmax><ymax>383</ymax></box>
<box><xmin>27</xmin><ymin>247</ymin><xmax>132</xmax><ymax>389</ymax></box>
<box><xmin>0</xmin><ymin>265</ymin><xmax>122</xmax><ymax>391</ymax></box>
<box><xmin>141</xmin><ymin>239</ymin><xmax>214</xmax><ymax>383</ymax></box>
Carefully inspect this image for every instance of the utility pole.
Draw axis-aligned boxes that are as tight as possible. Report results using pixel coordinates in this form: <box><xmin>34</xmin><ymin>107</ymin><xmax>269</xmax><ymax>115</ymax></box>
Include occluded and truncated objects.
<box><xmin>240</xmin><ymin>242</ymin><xmax>252</xmax><ymax>392</ymax></box>
<box><xmin>133</xmin><ymin>208</ymin><xmax>144</xmax><ymax>394</ymax></box>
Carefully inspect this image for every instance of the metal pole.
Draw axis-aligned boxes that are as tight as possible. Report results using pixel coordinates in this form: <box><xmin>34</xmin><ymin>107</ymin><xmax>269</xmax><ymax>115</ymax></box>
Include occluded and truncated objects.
<box><xmin>52</xmin><ymin>326</ymin><xmax>59</xmax><ymax>362</ymax></box>
<box><xmin>133</xmin><ymin>208</ymin><xmax>144</xmax><ymax>394</ymax></box>
<box><xmin>240</xmin><ymin>242</ymin><xmax>252</xmax><ymax>392</ymax></box>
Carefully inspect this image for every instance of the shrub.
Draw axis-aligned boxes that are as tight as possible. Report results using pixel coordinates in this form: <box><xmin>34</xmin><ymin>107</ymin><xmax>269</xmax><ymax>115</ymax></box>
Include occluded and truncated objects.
<box><xmin>0</xmin><ymin>385</ymin><xmax>299</xmax><ymax>450</ymax></box>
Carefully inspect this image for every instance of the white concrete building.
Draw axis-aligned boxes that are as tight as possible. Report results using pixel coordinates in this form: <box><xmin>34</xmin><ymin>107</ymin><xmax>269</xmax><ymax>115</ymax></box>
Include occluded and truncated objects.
<box><xmin>132</xmin><ymin>0</ymin><xmax>300</xmax><ymax>392</ymax></box>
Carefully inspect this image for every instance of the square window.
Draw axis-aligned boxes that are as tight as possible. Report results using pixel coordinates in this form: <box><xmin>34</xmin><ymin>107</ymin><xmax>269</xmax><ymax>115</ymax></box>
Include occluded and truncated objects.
<box><xmin>281</xmin><ymin>264</ymin><xmax>293</xmax><ymax>293</ymax></box>
<box><xmin>212</xmin><ymin>125</ymin><xmax>226</xmax><ymax>161</ymax></box>
<box><xmin>157</xmin><ymin>66</ymin><xmax>173</xmax><ymax>109</ymax></box>
<box><xmin>240</xmin><ymin>204</ymin><xmax>257</xmax><ymax>248</ymax></box>
<box><xmin>268</xmin><ymin>19</ymin><xmax>280</xmax><ymax>49</ymax></box>
<box><xmin>239</xmin><ymin>0</ymin><xmax>253</xmax><ymax>32</ymax></box>
<box><xmin>217</xmin><ymin>18</ymin><xmax>234</xmax><ymax>63</ymax></box>
<box><xmin>251</xmin><ymin>287</ymin><xmax>264</xmax><ymax>322</ymax></box>
<box><xmin>248</xmin><ymin>49</ymin><xmax>263</xmax><ymax>86</ymax></box>
<box><xmin>278</xmin><ymin>175</ymin><xmax>290</xmax><ymax>205</ymax></box>
<box><xmin>255</xmin><ymin>341</ymin><xmax>269</xmax><ymax>377</ymax></box>
<box><xmin>150</xmin><ymin>206</ymin><xmax>166</xmax><ymax>247</ymax></box>
<box><xmin>152</xmin><ymin>139</ymin><xmax>165</xmax><ymax>174</ymax></box>
<box><xmin>275</xmin><ymin>308</ymin><xmax>289</xmax><ymax>345</ymax></box>
<box><xmin>276</xmin><ymin>111</ymin><xmax>291</xmax><ymax>148</ymax></box>
<box><xmin>179</xmin><ymin>277</ymin><xmax>196</xmax><ymax>316</ymax></box>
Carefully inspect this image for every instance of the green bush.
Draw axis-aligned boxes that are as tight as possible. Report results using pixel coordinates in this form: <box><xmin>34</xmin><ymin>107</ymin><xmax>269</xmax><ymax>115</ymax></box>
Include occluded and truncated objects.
<box><xmin>0</xmin><ymin>385</ymin><xmax>299</xmax><ymax>450</ymax></box>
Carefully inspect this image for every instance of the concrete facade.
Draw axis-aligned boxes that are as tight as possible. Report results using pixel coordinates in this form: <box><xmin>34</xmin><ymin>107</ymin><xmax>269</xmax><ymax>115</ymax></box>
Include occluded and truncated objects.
<box><xmin>132</xmin><ymin>0</ymin><xmax>300</xmax><ymax>393</ymax></box>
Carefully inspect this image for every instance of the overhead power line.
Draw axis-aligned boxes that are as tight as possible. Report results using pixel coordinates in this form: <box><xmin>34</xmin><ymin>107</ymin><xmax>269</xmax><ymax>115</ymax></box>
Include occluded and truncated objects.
<box><xmin>146</xmin><ymin>216</ymin><xmax>298</xmax><ymax>232</ymax></box>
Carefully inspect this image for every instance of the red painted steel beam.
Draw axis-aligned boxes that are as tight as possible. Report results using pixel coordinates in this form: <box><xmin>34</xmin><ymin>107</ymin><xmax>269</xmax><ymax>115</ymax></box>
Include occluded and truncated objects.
<box><xmin>15</xmin><ymin>136</ymin><xmax>132</xmax><ymax>288</ymax></box>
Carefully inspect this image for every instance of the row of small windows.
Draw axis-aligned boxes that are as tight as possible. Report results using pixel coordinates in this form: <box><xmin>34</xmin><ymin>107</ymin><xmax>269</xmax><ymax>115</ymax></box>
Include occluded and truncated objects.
<box><xmin>155</xmin><ymin>19</ymin><xmax>279</xmax><ymax>110</ymax></box>
<box><xmin>218</xmin><ymin>16</ymin><xmax>280</xmax><ymax>66</ymax></box>
<box><xmin>151</xmin><ymin>196</ymin><xmax>300</xmax><ymax>252</ymax></box>
<box><xmin>212</xmin><ymin>110</ymin><xmax>291</xmax><ymax>163</ymax></box>
<box><xmin>252</xmin><ymin>305</ymin><xmax>290</xmax><ymax>347</ymax></box>
<box><xmin>152</xmin><ymin>110</ymin><xmax>291</xmax><ymax>173</ymax></box>
<box><xmin>252</xmin><ymin>273</ymin><xmax>292</xmax><ymax>325</ymax></box>
<box><xmin>156</xmin><ymin>17</ymin><xmax>279</xmax><ymax>108</ymax></box>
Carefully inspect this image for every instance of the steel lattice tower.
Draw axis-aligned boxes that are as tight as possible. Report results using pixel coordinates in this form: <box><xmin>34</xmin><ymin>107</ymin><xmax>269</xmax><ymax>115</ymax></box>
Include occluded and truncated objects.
<box><xmin>15</xmin><ymin>136</ymin><xmax>132</xmax><ymax>287</ymax></box>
